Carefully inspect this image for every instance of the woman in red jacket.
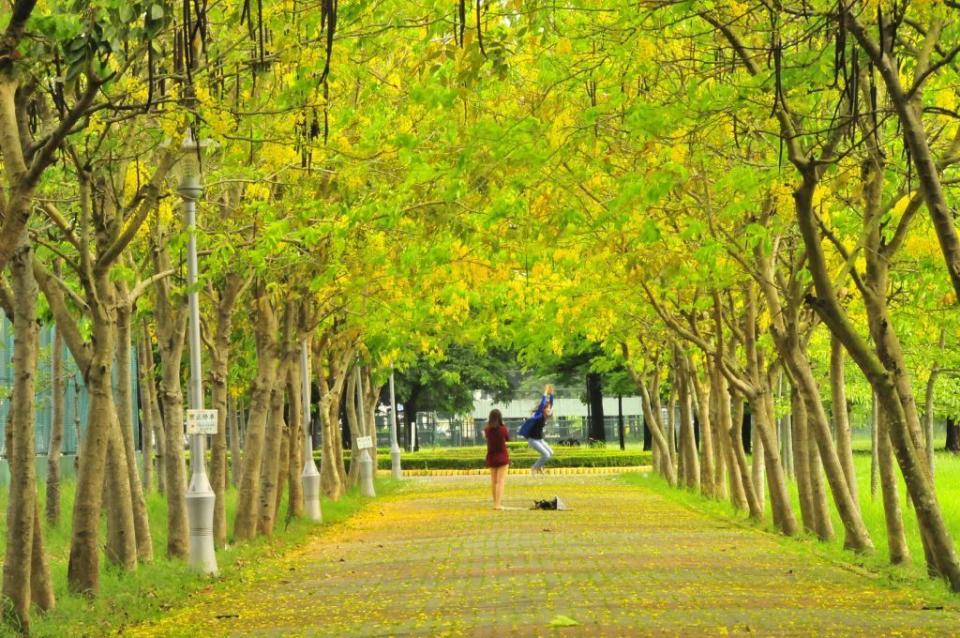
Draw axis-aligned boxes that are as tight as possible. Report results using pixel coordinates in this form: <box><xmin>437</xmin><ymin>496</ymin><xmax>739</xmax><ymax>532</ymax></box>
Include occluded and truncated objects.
<box><xmin>484</xmin><ymin>409</ymin><xmax>510</xmax><ymax>510</ymax></box>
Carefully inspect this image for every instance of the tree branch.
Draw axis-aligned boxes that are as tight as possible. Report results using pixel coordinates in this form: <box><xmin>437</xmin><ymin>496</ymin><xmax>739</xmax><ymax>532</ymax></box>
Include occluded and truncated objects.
<box><xmin>0</xmin><ymin>275</ymin><xmax>14</xmax><ymax>320</ymax></box>
<box><xmin>129</xmin><ymin>269</ymin><xmax>175</xmax><ymax>302</ymax></box>
<box><xmin>33</xmin><ymin>258</ymin><xmax>91</xmax><ymax>375</ymax></box>
<box><xmin>96</xmin><ymin>147</ymin><xmax>178</xmax><ymax>272</ymax></box>
<box><xmin>39</xmin><ymin>201</ymin><xmax>82</xmax><ymax>250</ymax></box>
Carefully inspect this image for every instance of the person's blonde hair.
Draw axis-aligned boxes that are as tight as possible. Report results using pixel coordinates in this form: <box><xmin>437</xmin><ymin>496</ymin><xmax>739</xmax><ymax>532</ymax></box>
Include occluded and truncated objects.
<box><xmin>544</xmin><ymin>383</ymin><xmax>555</xmax><ymax>395</ymax></box>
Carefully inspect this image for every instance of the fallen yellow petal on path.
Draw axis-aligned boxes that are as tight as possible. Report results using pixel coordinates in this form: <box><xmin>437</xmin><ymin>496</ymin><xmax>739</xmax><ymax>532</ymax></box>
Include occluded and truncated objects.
<box><xmin>127</xmin><ymin>474</ymin><xmax>959</xmax><ymax>637</ymax></box>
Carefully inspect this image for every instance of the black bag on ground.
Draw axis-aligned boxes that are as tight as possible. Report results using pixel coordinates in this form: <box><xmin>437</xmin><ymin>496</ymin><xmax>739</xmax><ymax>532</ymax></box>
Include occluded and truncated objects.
<box><xmin>532</xmin><ymin>496</ymin><xmax>568</xmax><ymax>511</ymax></box>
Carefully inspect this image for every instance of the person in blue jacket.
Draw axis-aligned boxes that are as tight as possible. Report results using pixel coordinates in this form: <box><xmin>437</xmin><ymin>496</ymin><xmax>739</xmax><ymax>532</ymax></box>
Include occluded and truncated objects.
<box><xmin>520</xmin><ymin>384</ymin><xmax>554</xmax><ymax>474</ymax></box>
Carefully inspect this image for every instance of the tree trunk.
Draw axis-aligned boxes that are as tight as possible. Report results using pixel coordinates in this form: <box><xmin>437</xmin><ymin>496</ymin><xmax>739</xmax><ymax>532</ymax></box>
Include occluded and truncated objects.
<box><xmin>209</xmin><ymin>355</ymin><xmax>230</xmax><ymax>548</ymax></box>
<box><xmin>750</xmin><ymin>410</ymin><xmax>764</xmax><ymax>514</ymax></box>
<box><xmin>779</xmin><ymin>410</ymin><xmax>794</xmax><ymax>480</ymax></box>
<box><xmin>791</xmin><ymin>385</ymin><xmax>817</xmax><ymax>534</ymax></box>
<box><xmin>586</xmin><ymin>372</ymin><xmax>605</xmax><ymax>441</ymax></box>
<box><xmin>730</xmin><ymin>398</ymin><xmax>752</xmax><ymax>458</ymax></box>
<box><xmin>316</xmin><ymin>340</ymin><xmax>353</xmax><ymax>500</ymax></box>
<box><xmin>858</xmin><ymin>161</ymin><xmax>944</xmax><ymax>571</ymax></box>
<box><xmin>257</xmin><ymin>372</ymin><xmax>288</xmax><ymax>537</ymax></box>
<box><xmin>635</xmin><ymin>368</ymin><xmax>677</xmax><ymax>487</ymax></box>
<box><xmin>70</xmin><ymin>279</ymin><xmax>138</xmax><ymax>572</ymax></box>
<box><xmin>261</xmin><ymin>304</ymin><xmax>298</xmax><ymax>533</ymax></box>
<box><xmin>805</xmin><ymin>406</ymin><xmax>834</xmax><ymax>542</ymax></box>
<box><xmin>229</xmin><ymin>395</ymin><xmax>242</xmax><ymax>488</ymax></box>
<box><xmin>676</xmin><ymin>351</ymin><xmax>700</xmax><ymax>491</ymax></box>
<box><xmin>137</xmin><ymin>328</ymin><xmax>154</xmax><ymax>494</ymax></box>
<box><xmin>286</xmin><ymin>364</ymin><xmax>304</xmax><ymax>520</ymax></box>
<box><xmin>35</xmin><ymin>252</ymin><xmax>125</xmax><ymax>595</ymax></box>
<box><xmin>116</xmin><ymin>293</ymin><xmax>152</xmax><ymax>562</ymax></box>
<box><xmin>321</xmin><ymin>386</ymin><xmax>349</xmax><ymax>499</ymax></box>
<box><xmin>46</xmin><ymin>322</ymin><xmax>64</xmax><ymax>526</ymax></box>
<box><xmin>871</xmin><ymin>394</ymin><xmax>880</xmax><ymax>497</ymax></box>
<box><xmin>796</xmin><ymin>166</ymin><xmax>960</xmax><ymax>588</ymax></box>
<box><xmin>273</xmin><ymin>407</ymin><xmax>291</xmax><ymax>525</ymax></box>
<box><xmin>744</xmin><ymin>286</ymin><xmax>793</xmax><ymax>535</ymax></box>
<box><xmin>362</xmin><ymin>367</ymin><xmax>380</xmax><ymax>454</ymax></box>
<box><xmin>666</xmin><ymin>385</ymin><xmax>677</xmax><ymax>467</ymax></box>
<box><xmin>320</xmin><ymin>395</ymin><xmax>346</xmax><ymax>500</ymax></box>
<box><xmin>689</xmin><ymin>361</ymin><xmax>716</xmax><ymax>498</ymax></box>
<box><xmin>234</xmin><ymin>294</ymin><xmax>280</xmax><ymax>541</ymax></box>
<box><xmin>878</xmin><ymin>409</ymin><xmax>910</xmax><ymax>564</ymax></box>
<box><xmin>2</xmin><ymin>234</ymin><xmax>55</xmax><ymax>630</ymax></box>
<box><xmin>713</xmin><ymin>366</ymin><xmax>747</xmax><ymax>511</ymax></box>
<box><xmin>73</xmin><ymin>379</ymin><xmax>82</xmax><ymax>470</ymax></box>
<box><xmin>64</xmin><ymin>300</ymin><xmax>123</xmax><ymax>592</ymax></box>
<box><xmin>709</xmin><ymin>368</ymin><xmax>726</xmax><ymax>499</ymax></box>
<box><xmin>140</xmin><ymin>326</ymin><xmax>166</xmax><ymax>496</ymax></box>
<box><xmin>947</xmin><ymin>417</ymin><xmax>960</xmax><ymax>453</ymax></box>
<box><xmin>29</xmin><ymin>499</ymin><xmax>55</xmax><ymax>612</ymax></box>
<box><xmin>709</xmin><ymin>300</ymin><xmax>750</xmax><ymax>513</ymax></box>
<box><xmin>755</xmin><ymin>251</ymin><xmax>856</xmax><ymax>545</ymax></box>
<box><xmin>831</xmin><ymin>335</ymin><xmax>859</xmax><ymax>509</ymax></box>
<box><xmin>776</xmin><ymin>373</ymin><xmax>793</xmax><ymax>480</ymax></box>
<box><xmin>923</xmin><ymin>370</ymin><xmax>942</xmax><ymax>475</ymax></box>
<box><xmin>157</xmin><ymin>314</ymin><xmax>189</xmax><ymax>559</ymax></box>
<box><xmin>150</xmin><ymin>224</ymin><xmax>192</xmax><ymax>559</ymax></box>
<box><xmin>729</xmin><ymin>391</ymin><xmax>760</xmax><ymax>518</ymax></box>
<box><xmin>923</xmin><ymin>353</ymin><xmax>940</xmax><ymax>475</ymax></box>
<box><xmin>207</xmin><ymin>273</ymin><xmax>245</xmax><ymax>548</ymax></box>
<box><xmin>346</xmin><ymin>366</ymin><xmax>362</xmax><ymax>487</ymax></box>
<box><xmin>104</xmin><ymin>410</ymin><xmax>138</xmax><ymax>570</ymax></box>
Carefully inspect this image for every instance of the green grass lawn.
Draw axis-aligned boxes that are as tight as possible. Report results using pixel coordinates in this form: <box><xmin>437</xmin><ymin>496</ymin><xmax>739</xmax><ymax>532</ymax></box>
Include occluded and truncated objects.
<box><xmin>0</xmin><ymin>477</ymin><xmax>399</xmax><ymax>637</ymax></box>
<box><xmin>625</xmin><ymin>451</ymin><xmax>960</xmax><ymax>600</ymax></box>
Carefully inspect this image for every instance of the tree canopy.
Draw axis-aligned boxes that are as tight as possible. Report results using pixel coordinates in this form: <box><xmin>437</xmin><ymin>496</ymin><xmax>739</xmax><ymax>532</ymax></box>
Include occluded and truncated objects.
<box><xmin>4</xmin><ymin>0</ymin><xmax>960</xmax><ymax>631</ymax></box>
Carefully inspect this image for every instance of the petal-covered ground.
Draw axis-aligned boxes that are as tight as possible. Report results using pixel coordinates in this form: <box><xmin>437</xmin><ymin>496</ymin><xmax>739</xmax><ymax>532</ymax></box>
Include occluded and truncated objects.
<box><xmin>127</xmin><ymin>474</ymin><xmax>959</xmax><ymax>637</ymax></box>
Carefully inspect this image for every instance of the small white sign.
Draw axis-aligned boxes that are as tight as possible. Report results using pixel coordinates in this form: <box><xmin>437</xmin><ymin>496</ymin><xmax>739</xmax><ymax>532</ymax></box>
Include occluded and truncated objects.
<box><xmin>355</xmin><ymin>435</ymin><xmax>373</xmax><ymax>450</ymax></box>
<box><xmin>186</xmin><ymin>409</ymin><xmax>218</xmax><ymax>435</ymax></box>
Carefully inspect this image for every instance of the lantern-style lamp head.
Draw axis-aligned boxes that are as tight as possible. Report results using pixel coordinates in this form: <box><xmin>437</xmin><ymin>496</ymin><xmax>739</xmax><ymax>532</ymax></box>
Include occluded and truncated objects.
<box><xmin>178</xmin><ymin>131</ymin><xmax>203</xmax><ymax>201</ymax></box>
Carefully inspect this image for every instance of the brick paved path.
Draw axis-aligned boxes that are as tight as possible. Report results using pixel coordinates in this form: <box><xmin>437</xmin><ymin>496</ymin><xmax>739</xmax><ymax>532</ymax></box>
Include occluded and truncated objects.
<box><xmin>130</xmin><ymin>474</ymin><xmax>959</xmax><ymax>637</ymax></box>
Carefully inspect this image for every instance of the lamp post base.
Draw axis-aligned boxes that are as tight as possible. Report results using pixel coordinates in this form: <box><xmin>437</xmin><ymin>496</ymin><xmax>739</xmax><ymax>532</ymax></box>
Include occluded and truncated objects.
<box><xmin>301</xmin><ymin>462</ymin><xmax>322</xmax><ymax>522</ymax></box>
<box><xmin>186</xmin><ymin>480</ymin><xmax>218</xmax><ymax>575</ymax></box>
<box><xmin>360</xmin><ymin>450</ymin><xmax>376</xmax><ymax>497</ymax></box>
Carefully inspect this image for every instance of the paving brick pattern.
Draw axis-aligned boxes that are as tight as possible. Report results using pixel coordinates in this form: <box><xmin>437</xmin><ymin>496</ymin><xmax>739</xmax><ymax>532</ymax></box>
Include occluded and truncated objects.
<box><xmin>129</xmin><ymin>474</ymin><xmax>959</xmax><ymax>637</ymax></box>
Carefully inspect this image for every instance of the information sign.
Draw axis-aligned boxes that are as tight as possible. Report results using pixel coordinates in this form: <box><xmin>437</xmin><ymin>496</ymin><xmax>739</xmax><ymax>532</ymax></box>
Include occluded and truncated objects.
<box><xmin>186</xmin><ymin>409</ymin><xmax>218</xmax><ymax>435</ymax></box>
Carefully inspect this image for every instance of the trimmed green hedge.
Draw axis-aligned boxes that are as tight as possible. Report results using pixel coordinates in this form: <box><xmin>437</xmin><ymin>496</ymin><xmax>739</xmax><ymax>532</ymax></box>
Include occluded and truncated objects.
<box><xmin>321</xmin><ymin>445</ymin><xmax>651</xmax><ymax>470</ymax></box>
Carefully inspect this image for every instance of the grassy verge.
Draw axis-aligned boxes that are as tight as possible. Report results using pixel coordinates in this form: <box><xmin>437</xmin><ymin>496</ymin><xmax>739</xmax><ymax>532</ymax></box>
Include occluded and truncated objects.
<box><xmin>335</xmin><ymin>444</ymin><xmax>651</xmax><ymax>470</ymax></box>
<box><xmin>623</xmin><ymin>452</ymin><xmax>960</xmax><ymax>605</ymax></box>
<box><xmin>0</xmin><ymin>478</ymin><xmax>399</xmax><ymax>638</ymax></box>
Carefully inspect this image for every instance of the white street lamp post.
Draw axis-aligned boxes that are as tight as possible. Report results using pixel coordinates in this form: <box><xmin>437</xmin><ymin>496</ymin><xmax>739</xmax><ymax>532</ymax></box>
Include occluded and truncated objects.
<box><xmin>300</xmin><ymin>339</ymin><xmax>322</xmax><ymax>521</ymax></box>
<box><xmin>355</xmin><ymin>366</ymin><xmax>376</xmax><ymax>497</ymax></box>
<box><xmin>388</xmin><ymin>368</ymin><xmax>402</xmax><ymax>479</ymax></box>
<box><xmin>179</xmin><ymin>131</ymin><xmax>217</xmax><ymax>575</ymax></box>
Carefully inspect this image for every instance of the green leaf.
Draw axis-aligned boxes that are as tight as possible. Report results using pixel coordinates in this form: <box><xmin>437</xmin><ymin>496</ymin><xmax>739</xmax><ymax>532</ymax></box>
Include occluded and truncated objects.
<box><xmin>548</xmin><ymin>615</ymin><xmax>579</xmax><ymax>627</ymax></box>
<box><xmin>639</xmin><ymin>219</ymin><xmax>661</xmax><ymax>244</ymax></box>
